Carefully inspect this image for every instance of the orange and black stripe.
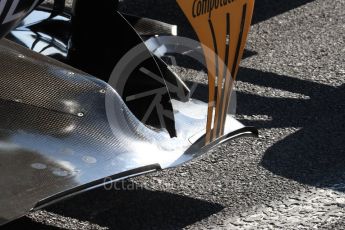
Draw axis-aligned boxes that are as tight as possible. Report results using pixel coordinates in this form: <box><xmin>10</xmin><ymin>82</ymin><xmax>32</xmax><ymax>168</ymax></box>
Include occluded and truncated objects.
<box><xmin>176</xmin><ymin>0</ymin><xmax>255</xmax><ymax>144</ymax></box>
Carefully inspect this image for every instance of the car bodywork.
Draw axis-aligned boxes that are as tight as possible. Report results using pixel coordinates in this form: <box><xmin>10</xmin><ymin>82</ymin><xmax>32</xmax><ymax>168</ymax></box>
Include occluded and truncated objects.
<box><xmin>0</xmin><ymin>0</ymin><xmax>256</xmax><ymax>225</ymax></box>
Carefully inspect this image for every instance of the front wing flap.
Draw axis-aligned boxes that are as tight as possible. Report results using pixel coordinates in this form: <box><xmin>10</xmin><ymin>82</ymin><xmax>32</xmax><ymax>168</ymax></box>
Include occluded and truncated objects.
<box><xmin>0</xmin><ymin>0</ymin><xmax>256</xmax><ymax>225</ymax></box>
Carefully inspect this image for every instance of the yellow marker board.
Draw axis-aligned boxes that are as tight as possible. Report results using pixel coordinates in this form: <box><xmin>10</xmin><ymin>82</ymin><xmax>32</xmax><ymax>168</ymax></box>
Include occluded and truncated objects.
<box><xmin>176</xmin><ymin>0</ymin><xmax>254</xmax><ymax>144</ymax></box>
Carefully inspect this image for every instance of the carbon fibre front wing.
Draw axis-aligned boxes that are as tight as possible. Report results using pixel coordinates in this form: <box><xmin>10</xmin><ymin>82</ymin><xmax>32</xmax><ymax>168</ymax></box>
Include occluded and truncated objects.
<box><xmin>0</xmin><ymin>39</ymin><xmax>257</xmax><ymax>225</ymax></box>
<box><xmin>0</xmin><ymin>0</ymin><xmax>258</xmax><ymax>225</ymax></box>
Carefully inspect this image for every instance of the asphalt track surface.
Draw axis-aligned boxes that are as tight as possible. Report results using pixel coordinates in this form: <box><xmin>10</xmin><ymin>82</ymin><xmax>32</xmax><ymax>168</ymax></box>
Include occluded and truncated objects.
<box><xmin>3</xmin><ymin>0</ymin><xmax>345</xmax><ymax>229</ymax></box>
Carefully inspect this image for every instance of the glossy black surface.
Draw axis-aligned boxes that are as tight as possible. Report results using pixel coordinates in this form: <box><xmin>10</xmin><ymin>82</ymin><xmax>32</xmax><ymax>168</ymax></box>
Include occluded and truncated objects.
<box><xmin>0</xmin><ymin>0</ymin><xmax>43</xmax><ymax>38</ymax></box>
<box><xmin>7</xmin><ymin>7</ymin><xmax>70</xmax><ymax>61</ymax></box>
<box><xmin>8</xmin><ymin>1</ymin><xmax>180</xmax><ymax>136</ymax></box>
<box><xmin>70</xmin><ymin>0</ymin><xmax>179</xmax><ymax>136</ymax></box>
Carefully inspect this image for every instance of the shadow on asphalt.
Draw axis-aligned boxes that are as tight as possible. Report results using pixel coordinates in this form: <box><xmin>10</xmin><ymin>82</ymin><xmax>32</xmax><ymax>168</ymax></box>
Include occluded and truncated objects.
<box><xmin>2</xmin><ymin>219</ymin><xmax>61</xmax><ymax>230</ymax></box>
<box><xmin>187</xmin><ymin>67</ymin><xmax>345</xmax><ymax>190</ymax></box>
<box><xmin>236</xmin><ymin>68</ymin><xmax>345</xmax><ymax>189</ymax></box>
<box><xmin>4</xmin><ymin>182</ymin><xmax>223</xmax><ymax>229</ymax></box>
<box><xmin>3</xmin><ymin>0</ymin><xmax>325</xmax><ymax>229</ymax></box>
<box><xmin>251</xmin><ymin>0</ymin><xmax>314</xmax><ymax>24</ymax></box>
<box><xmin>120</xmin><ymin>0</ymin><xmax>315</xmax><ymax>37</ymax></box>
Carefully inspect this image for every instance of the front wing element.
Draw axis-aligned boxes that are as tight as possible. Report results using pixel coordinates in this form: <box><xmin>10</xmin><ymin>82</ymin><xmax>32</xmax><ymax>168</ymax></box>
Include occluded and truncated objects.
<box><xmin>0</xmin><ymin>0</ymin><xmax>256</xmax><ymax>225</ymax></box>
<box><xmin>0</xmin><ymin>39</ymin><xmax>256</xmax><ymax>225</ymax></box>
